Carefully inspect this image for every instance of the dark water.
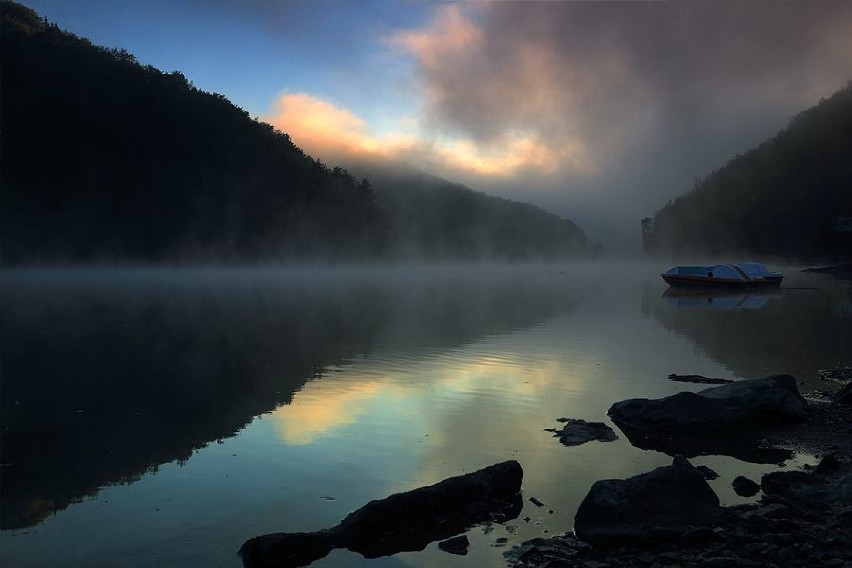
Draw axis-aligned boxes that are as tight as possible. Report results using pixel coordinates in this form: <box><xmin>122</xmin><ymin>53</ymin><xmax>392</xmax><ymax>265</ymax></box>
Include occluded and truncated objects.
<box><xmin>2</xmin><ymin>263</ymin><xmax>850</xmax><ymax>567</ymax></box>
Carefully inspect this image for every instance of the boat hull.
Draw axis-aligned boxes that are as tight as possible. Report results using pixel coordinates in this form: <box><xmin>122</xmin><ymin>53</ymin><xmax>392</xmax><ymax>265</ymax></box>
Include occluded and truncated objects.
<box><xmin>662</xmin><ymin>274</ymin><xmax>783</xmax><ymax>288</ymax></box>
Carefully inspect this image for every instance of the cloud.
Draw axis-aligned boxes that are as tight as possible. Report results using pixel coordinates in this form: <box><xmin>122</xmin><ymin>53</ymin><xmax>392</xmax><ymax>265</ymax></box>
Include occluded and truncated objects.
<box><xmin>380</xmin><ymin>1</ymin><xmax>852</xmax><ymax>246</ymax></box>
<box><xmin>264</xmin><ymin>92</ymin><xmax>583</xmax><ymax>178</ymax></box>
<box><xmin>265</xmin><ymin>93</ymin><xmax>391</xmax><ymax>161</ymax></box>
<box><xmin>392</xmin><ymin>2</ymin><xmax>852</xmax><ymax>153</ymax></box>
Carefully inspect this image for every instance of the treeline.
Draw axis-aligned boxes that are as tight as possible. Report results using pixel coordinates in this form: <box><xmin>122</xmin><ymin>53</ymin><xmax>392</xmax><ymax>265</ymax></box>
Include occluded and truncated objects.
<box><xmin>642</xmin><ymin>82</ymin><xmax>852</xmax><ymax>259</ymax></box>
<box><xmin>365</xmin><ymin>165</ymin><xmax>591</xmax><ymax>261</ymax></box>
<box><xmin>1</xmin><ymin>2</ymin><xmax>390</xmax><ymax>263</ymax></box>
<box><xmin>0</xmin><ymin>1</ymin><xmax>592</xmax><ymax>264</ymax></box>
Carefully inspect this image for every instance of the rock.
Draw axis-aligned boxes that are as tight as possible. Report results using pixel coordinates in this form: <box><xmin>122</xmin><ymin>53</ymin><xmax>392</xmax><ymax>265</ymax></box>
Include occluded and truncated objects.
<box><xmin>240</xmin><ymin>460</ymin><xmax>523</xmax><ymax>567</ymax></box>
<box><xmin>610</xmin><ymin>375</ymin><xmax>807</xmax><ymax>431</ymax></box>
<box><xmin>836</xmin><ymin>381</ymin><xmax>852</xmax><ymax>405</ymax></box>
<box><xmin>545</xmin><ymin>418</ymin><xmax>618</xmax><ymax>446</ymax></box>
<box><xmin>668</xmin><ymin>373</ymin><xmax>733</xmax><ymax>385</ymax></box>
<box><xmin>825</xmin><ymin>473</ymin><xmax>852</xmax><ymax>505</ymax></box>
<box><xmin>818</xmin><ymin>367</ymin><xmax>852</xmax><ymax>383</ymax></box>
<box><xmin>573</xmin><ymin>456</ymin><xmax>724</xmax><ymax>547</ymax></box>
<box><xmin>336</xmin><ymin>460</ymin><xmax>522</xmax><ymax>557</ymax></box>
<box><xmin>503</xmin><ymin>533</ymin><xmax>590</xmax><ymax>566</ymax></box>
<box><xmin>438</xmin><ymin>534</ymin><xmax>469</xmax><ymax>555</ymax></box>
<box><xmin>681</xmin><ymin>526</ymin><xmax>718</xmax><ymax>546</ymax></box>
<box><xmin>238</xmin><ymin>532</ymin><xmax>334</xmax><ymax>568</ymax></box>
<box><xmin>754</xmin><ymin>503</ymin><xmax>791</xmax><ymax>519</ymax></box>
<box><xmin>607</xmin><ymin>375</ymin><xmax>806</xmax><ymax>464</ymax></box>
<box><xmin>696</xmin><ymin>465</ymin><xmax>719</xmax><ymax>480</ymax></box>
<box><xmin>761</xmin><ymin>470</ymin><xmax>827</xmax><ymax>499</ymax></box>
<box><xmin>813</xmin><ymin>453</ymin><xmax>841</xmax><ymax>475</ymax></box>
<box><xmin>732</xmin><ymin>476</ymin><xmax>761</xmax><ymax>497</ymax></box>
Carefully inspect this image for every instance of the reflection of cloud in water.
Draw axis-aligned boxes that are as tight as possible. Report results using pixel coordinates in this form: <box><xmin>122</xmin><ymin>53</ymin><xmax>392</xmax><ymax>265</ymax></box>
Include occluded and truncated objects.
<box><xmin>269</xmin><ymin>344</ymin><xmax>594</xmax><ymax>451</ymax></box>
<box><xmin>271</xmin><ymin>380</ymin><xmax>387</xmax><ymax>445</ymax></box>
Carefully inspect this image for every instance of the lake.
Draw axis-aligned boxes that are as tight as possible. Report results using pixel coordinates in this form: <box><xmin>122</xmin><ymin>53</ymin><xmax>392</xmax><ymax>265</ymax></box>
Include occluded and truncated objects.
<box><xmin>2</xmin><ymin>262</ymin><xmax>850</xmax><ymax>567</ymax></box>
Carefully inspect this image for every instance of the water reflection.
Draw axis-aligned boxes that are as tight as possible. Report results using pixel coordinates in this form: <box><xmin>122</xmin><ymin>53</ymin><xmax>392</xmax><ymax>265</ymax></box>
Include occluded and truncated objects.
<box><xmin>0</xmin><ymin>267</ymin><xmax>583</xmax><ymax>530</ymax></box>
<box><xmin>662</xmin><ymin>287</ymin><xmax>783</xmax><ymax>310</ymax></box>
<box><xmin>3</xmin><ymin>263</ymin><xmax>842</xmax><ymax>568</ymax></box>
<box><xmin>643</xmin><ymin>271</ymin><xmax>852</xmax><ymax>385</ymax></box>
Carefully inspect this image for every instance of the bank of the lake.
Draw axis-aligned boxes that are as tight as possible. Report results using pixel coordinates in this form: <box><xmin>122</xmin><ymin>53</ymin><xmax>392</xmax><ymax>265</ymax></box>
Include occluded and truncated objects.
<box><xmin>507</xmin><ymin>378</ymin><xmax>852</xmax><ymax>568</ymax></box>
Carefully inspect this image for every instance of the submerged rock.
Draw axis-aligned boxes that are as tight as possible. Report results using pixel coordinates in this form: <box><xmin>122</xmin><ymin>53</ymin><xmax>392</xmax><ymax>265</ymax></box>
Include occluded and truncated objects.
<box><xmin>239</xmin><ymin>460</ymin><xmax>523</xmax><ymax>567</ymax></box>
<box><xmin>607</xmin><ymin>375</ymin><xmax>806</xmax><ymax>463</ymax></box>
<box><xmin>438</xmin><ymin>534</ymin><xmax>469</xmax><ymax>555</ymax></box>
<box><xmin>545</xmin><ymin>418</ymin><xmax>618</xmax><ymax>446</ymax></box>
<box><xmin>696</xmin><ymin>465</ymin><xmax>719</xmax><ymax>480</ymax></box>
<box><xmin>668</xmin><ymin>373</ymin><xmax>733</xmax><ymax>385</ymax></box>
<box><xmin>573</xmin><ymin>456</ymin><xmax>724</xmax><ymax>547</ymax></box>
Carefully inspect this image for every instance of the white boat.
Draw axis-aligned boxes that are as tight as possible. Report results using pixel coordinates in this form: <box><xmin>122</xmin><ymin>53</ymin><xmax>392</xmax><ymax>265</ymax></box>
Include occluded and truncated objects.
<box><xmin>661</xmin><ymin>262</ymin><xmax>783</xmax><ymax>288</ymax></box>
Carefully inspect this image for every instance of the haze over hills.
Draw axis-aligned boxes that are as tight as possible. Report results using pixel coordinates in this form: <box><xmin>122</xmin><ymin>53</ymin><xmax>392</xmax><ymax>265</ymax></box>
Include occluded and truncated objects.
<box><xmin>642</xmin><ymin>82</ymin><xmax>852</xmax><ymax>260</ymax></box>
<box><xmin>0</xmin><ymin>1</ymin><xmax>592</xmax><ymax>265</ymax></box>
<box><xmin>341</xmin><ymin>157</ymin><xmax>593</xmax><ymax>260</ymax></box>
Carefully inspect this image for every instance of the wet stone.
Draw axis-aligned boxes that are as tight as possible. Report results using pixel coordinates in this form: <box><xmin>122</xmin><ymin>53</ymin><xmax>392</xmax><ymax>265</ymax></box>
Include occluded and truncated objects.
<box><xmin>545</xmin><ymin>418</ymin><xmax>618</xmax><ymax>447</ymax></box>
<box><xmin>438</xmin><ymin>534</ymin><xmax>469</xmax><ymax>555</ymax></box>
<box><xmin>732</xmin><ymin>476</ymin><xmax>761</xmax><ymax>497</ymax></box>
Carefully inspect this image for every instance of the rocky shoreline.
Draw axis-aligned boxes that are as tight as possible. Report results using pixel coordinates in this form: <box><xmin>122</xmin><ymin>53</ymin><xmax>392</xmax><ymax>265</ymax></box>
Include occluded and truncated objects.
<box><xmin>236</xmin><ymin>374</ymin><xmax>850</xmax><ymax>568</ymax></box>
<box><xmin>506</xmin><ymin>378</ymin><xmax>852</xmax><ymax>568</ymax></box>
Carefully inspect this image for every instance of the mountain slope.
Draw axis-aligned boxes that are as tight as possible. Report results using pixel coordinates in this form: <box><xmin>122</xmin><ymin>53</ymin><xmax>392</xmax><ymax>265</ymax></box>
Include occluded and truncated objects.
<box><xmin>1</xmin><ymin>2</ymin><xmax>387</xmax><ymax>264</ymax></box>
<box><xmin>350</xmin><ymin>160</ymin><xmax>591</xmax><ymax>260</ymax></box>
<box><xmin>642</xmin><ymin>83</ymin><xmax>852</xmax><ymax>259</ymax></box>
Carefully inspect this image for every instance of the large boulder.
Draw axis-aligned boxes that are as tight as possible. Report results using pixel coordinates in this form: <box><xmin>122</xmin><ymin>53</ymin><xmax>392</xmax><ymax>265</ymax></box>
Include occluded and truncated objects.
<box><xmin>239</xmin><ymin>460</ymin><xmax>523</xmax><ymax>567</ymax></box>
<box><xmin>334</xmin><ymin>459</ymin><xmax>523</xmax><ymax>557</ymax></box>
<box><xmin>607</xmin><ymin>375</ymin><xmax>806</xmax><ymax>463</ymax></box>
<box><xmin>761</xmin><ymin>470</ymin><xmax>852</xmax><ymax>507</ymax></box>
<box><xmin>573</xmin><ymin>456</ymin><xmax>724</xmax><ymax>547</ymax></box>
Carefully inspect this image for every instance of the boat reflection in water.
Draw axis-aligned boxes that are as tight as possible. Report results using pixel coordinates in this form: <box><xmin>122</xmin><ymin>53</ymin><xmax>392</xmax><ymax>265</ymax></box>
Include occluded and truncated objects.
<box><xmin>662</xmin><ymin>287</ymin><xmax>784</xmax><ymax>310</ymax></box>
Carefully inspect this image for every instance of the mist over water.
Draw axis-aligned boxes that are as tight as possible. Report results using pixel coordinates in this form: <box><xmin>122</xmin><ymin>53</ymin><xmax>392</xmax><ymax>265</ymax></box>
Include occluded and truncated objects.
<box><xmin>2</xmin><ymin>262</ymin><xmax>849</xmax><ymax>567</ymax></box>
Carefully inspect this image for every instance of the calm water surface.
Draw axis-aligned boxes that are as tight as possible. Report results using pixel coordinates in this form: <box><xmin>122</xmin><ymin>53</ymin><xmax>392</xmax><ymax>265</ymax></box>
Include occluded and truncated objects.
<box><xmin>2</xmin><ymin>262</ymin><xmax>850</xmax><ymax>567</ymax></box>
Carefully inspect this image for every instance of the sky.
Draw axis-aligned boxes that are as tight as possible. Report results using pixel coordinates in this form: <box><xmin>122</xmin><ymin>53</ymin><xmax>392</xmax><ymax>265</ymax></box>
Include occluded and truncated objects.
<box><xmin>21</xmin><ymin>0</ymin><xmax>852</xmax><ymax>250</ymax></box>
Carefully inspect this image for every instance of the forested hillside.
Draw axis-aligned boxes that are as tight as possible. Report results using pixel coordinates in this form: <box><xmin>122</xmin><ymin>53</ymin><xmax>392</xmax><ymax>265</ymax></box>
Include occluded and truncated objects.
<box><xmin>642</xmin><ymin>83</ymin><xmax>852</xmax><ymax>259</ymax></box>
<box><xmin>0</xmin><ymin>2</ymin><xmax>390</xmax><ymax>263</ymax></box>
<box><xmin>353</xmin><ymin>163</ymin><xmax>591</xmax><ymax>260</ymax></box>
<box><xmin>0</xmin><ymin>1</ymin><xmax>592</xmax><ymax>264</ymax></box>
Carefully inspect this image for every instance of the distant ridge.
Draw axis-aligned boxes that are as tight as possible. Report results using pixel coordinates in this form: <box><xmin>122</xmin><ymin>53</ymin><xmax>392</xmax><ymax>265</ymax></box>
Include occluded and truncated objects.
<box><xmin>642</xmin><ymin>82</ymin><xmax>852</xmax><ymax>260</ymax></box>
<box><xmin>0</xmin><ymin>1</ymin><xmax>592</xmax><ymax>264</ymax></box>
<box><xmin>344</xmin><ymin>159</ymin><xmax>592</xmax><ymax>260</ymax></box>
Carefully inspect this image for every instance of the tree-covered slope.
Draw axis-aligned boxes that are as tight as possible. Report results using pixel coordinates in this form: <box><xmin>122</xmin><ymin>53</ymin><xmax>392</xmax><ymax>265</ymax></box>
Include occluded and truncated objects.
<box><xmin>1</xmin><ymin>2</ymin><xmax>388</xmax><ymax>264</ymax></box>
<box><xmin>359</xmin><ymin>163</ymin><xmax>591</xmax><ymax>261</ymax></box>
<box><xmin>642</xmin><ymin>83</ymin><xmax>852</xmax><ymax>259</ymax></box>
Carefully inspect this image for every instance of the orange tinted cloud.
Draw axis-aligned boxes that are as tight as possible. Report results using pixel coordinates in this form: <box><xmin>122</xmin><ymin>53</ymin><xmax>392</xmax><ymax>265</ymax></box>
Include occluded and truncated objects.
<box><xmin>265</xmin><ymin>93</ymin><xmax>390</xmax><ymax>161</ymax></box>
<box><xmin>389</xmin><ymin>5</ymin><xmax>481</xmax><ymax>70</ymax></box>
<box><xmin>265</xmin><ymin>92</ymin><xmax>590</xmax><ymax>179</ymax></box>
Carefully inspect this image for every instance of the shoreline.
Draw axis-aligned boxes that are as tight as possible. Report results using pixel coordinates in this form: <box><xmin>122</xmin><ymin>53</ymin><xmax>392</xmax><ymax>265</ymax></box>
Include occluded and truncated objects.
<box><xmin>802</xmin><ymin>262</ymin><xmax>852</xmax><ymax>282</ymax></box>
<box><xmin>507</xmin><ymin>382</ymin><xmax>852</xmax><ymax>568</ymax></box>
